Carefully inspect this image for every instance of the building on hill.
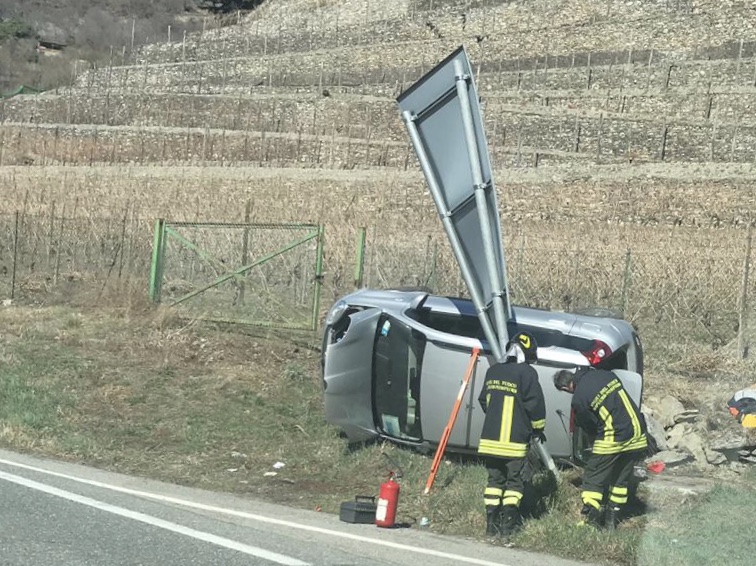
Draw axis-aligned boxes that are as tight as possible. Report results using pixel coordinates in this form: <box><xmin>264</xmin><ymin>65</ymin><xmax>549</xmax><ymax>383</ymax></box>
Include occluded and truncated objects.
<box><xmin>36</xmin><ymin>23</ymin><xmax>67</xmax><ymax>55</ymax></box>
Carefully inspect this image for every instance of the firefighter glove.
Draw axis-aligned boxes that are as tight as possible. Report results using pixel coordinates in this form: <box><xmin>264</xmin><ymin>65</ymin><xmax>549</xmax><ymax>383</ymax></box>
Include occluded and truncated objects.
<box><xmin>532</xmin><ymin>430</ymin><xmax>547</xmax><ymax>444</ymax></box>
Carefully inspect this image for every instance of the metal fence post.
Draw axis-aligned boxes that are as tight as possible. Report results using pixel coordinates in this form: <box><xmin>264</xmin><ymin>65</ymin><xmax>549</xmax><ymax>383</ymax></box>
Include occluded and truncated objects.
<box><xmin>148</xmin><ymin>219</ymin><xmax>166</xmax><ymax>303</ymax></box>
<box><xmin>354</xmin><ymin>227</ymin><xmax>367</xmax><ymax>288</ymax></box>
<box><xmin>239</xmin><ymin>200</ymin><xmax>252</xmax><ymax>305</ymax></box>
<box><xmin>424</xmin><ymin>238</ymin><xmax>438</xmax><ymax>291</ymax></box>
<box><xmin>311</xmin><ymin>225</ymin><xmax>325</xmax><ymax>334</ymax></box>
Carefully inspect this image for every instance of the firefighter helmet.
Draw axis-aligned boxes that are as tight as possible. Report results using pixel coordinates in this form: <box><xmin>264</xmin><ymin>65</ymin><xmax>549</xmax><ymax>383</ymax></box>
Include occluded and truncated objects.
<box><xmin>508</xmin><ymin>331</ymin><xmax>538</xmax><ymax>363</ymax></box>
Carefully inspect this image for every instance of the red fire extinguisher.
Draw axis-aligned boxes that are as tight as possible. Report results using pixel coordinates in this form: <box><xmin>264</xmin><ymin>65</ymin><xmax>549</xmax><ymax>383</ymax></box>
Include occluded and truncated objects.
<box><xmin>375</xmin><ymin>472</ymin><xmax>400</xmax><ymax>528</ymax></box>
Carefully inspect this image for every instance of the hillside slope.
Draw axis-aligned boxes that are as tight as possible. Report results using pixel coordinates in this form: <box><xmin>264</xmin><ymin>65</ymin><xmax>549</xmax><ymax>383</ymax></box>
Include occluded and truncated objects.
<box><xmin>1</xmin><ymin>0</ymin><xmax>755</xmax><ymax>342</ymax></box>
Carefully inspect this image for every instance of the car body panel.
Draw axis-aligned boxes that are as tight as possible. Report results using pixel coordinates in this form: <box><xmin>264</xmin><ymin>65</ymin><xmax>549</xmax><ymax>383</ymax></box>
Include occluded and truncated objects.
<box><xmin>419</xmin><ymin>341</ymin><xmax>485</xmax><ymax>448</ymax></box>
<box><xmin>322</xmin><ymin>307</ymin><xmax>382</xmax><ymax>443</ymax></box>
<box><xmin>322</xmin><ymin>289</ymin><xmax>644</xmax><ymax>460</ymax></box>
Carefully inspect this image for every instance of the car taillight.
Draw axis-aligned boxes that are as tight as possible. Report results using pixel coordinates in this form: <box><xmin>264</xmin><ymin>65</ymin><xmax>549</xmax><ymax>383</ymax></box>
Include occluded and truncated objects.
<box><xmin>583</xmin><ymin>340</ymin><xmax>612</xmax><ymax>366</ymax></box>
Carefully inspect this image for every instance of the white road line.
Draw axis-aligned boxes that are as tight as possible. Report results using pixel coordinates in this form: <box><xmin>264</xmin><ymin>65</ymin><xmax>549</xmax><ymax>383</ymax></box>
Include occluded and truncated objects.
<box><xmin>0</xmin><ymin>457</ymin><xmax>511</xmax><ymax>566</ymax></box>
<box><xmin>0</xmin><ymin>470</ymin><xmax>308</xmax><ymax>566</ymax></box>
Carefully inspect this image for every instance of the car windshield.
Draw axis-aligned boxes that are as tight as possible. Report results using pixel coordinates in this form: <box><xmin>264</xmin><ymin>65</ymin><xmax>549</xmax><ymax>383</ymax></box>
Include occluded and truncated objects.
<box><xmin>372</xmin><ymin>315</ymin><xmax>425</xmax><ymax>441</ymax></box>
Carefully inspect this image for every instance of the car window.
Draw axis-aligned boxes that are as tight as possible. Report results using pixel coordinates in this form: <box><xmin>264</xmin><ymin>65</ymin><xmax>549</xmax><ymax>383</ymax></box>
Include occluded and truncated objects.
<box><xmin>412</xmin><ymin>309</ymin><xmax>487</xmax><ymax>340</ymax></box>
<box><xmin>511</xmin><ymin>323</ymin><xmax>593</xmax><ymax>352</ymax></box>
<box><xmin>373</xmin><ymin>315</ymin><xmax>425</xmax><ymax>441</ymax></box>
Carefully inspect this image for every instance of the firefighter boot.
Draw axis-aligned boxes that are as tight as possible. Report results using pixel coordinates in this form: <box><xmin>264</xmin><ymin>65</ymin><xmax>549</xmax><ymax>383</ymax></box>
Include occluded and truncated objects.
<box><xmin>578</xmin><ymin>504</ymin><xmax>603</xmax><ymax>529</ymax></box>
<box><xmin>604</xmin><ymin>505</ymin><xmax>620</xmax><ymax>531</ymax></box>
<box><xmin>485</xmin><ymin>507</ymin><xmax>502</xmax><ymax>538</ymax></box>
<box><xmin>499</xmin><ymin>505</ymin><xmax>522</xmax><ymax>537</ymax></box>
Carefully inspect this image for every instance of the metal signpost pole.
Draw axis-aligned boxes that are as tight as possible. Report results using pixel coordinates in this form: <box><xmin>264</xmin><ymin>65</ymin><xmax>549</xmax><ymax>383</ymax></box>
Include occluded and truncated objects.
<box><xmin>402</xmin><ymin>109</ymin><xmax>504</xmax><ymax>363</ymax></box>
<box><xmin>453</xmin><ymin>58</ymin><xmax>510</xmax><ymax>358</ymax></box>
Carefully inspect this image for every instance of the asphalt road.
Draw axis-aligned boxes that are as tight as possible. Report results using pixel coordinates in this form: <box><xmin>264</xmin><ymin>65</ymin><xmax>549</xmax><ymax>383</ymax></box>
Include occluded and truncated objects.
<box><xmin>0</xmin><ymin>450</ymin><xmax>588</xmax><ymax>566</ymax></box>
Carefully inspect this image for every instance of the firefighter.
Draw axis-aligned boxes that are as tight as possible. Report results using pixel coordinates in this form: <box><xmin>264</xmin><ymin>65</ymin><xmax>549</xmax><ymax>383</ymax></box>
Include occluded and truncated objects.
<box><xmin>553</xmin><ymin>367</ymin><xmax>647</xmax><ymax>530</ymax></box>
<box><xmin>478</xmin><ymin>331</ymin><xmax>546</xmax><ymax>539</ymax></box>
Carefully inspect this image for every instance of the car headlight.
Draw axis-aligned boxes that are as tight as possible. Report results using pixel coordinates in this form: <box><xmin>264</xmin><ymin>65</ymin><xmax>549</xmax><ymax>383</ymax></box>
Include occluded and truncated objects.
<box><xmin>325</xmin><ymin>300</ymin><xmax>349</xmax><ymax>327</ymax></box>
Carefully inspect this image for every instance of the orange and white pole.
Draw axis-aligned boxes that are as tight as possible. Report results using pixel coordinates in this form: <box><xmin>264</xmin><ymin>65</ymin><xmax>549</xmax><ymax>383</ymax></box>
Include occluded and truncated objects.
<box><xmin>424</xmin><ymin>347</ymin><xmax>480</xmax><ymax>495</ymax></box>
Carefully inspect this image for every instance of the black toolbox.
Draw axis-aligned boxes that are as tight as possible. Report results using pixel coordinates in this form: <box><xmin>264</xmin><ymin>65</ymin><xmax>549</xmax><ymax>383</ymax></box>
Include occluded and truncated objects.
<box><xmin>339</xmin><ymin>495</ymin><xmax>377</xmax><ymax>524</ymax></box>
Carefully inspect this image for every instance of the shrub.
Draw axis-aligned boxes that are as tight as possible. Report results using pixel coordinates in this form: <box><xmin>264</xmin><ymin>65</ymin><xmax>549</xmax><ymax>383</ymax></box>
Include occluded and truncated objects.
<box><xmin>0</xmin><ymin>19</ymin><xmax>34</xmax><ymax>42</ymax></box>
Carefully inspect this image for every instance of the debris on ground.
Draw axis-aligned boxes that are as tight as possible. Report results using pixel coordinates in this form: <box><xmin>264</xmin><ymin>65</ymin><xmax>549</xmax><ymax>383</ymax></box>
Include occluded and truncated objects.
<box><xmin>643</xmin><ymin>390</ymin><xmax>756</xmax><ymax>472</ymax></box>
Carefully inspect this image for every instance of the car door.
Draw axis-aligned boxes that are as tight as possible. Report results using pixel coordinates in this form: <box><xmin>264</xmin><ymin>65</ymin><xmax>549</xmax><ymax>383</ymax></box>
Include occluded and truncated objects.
<box><xmin>420</xmin><ymin>342</ymin><xmax>491</xmax><ymax>449</ymax></box>
<box><xmin>322</xmin><ymin>308</ymin><xmax>382</xmax><ymax>443</ymax></box>
<box><xmin>531</xmin><ymin>364</ymin><xmax>575</xmax><ymax>460</ymax></box>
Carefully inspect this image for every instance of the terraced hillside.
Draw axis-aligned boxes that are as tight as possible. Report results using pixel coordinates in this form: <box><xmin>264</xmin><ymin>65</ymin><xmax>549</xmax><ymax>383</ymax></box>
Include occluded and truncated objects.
<box><xmin>1</xmin><ymin>0</ymin><xmax>755</xmax><ymax>346</ymax></box>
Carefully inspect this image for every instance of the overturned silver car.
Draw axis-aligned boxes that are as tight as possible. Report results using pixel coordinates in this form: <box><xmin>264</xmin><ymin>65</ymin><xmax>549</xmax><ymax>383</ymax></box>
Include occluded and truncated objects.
<box><xmin>322</xmin><ymin>46</ymin><xmax>645</xmax><ymax>464</ymax></box>
<box><xmin>321</xmin><ymin>289</ymin><xmax>644</xmax><ymax>463</ymax></box>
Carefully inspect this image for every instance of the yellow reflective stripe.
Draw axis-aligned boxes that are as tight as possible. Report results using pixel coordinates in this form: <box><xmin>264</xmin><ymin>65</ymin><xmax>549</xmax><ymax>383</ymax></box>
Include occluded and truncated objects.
<box><xmin>582</xmin><ymin>491</ymin><xmax>603</xmax><ymax>509</ymax></box>
<box><xmin>502</xmin><ymin>497</ymin><xmax>521</xmax><ymax>507</ymax></box>
<box><xmin>610</xmin><ymin>485</ymin><xmax>629</xmax><ymax>504</ymax></box>
<box><xmin>485</xmin><ymin>487</ymin><xmax>503</xmax><ymax>497</ymax></box>
<box><xmin>599</xmin><ymin>406</ymin><xmax>614</xmax><ymax>443</ymax></box>
<box><xmin>610</xmin><ymin>494</ymin><xmax>628</xmax><ymax>504</ymax></box>
<box><xmin>619</xmin><ymin>390</ymin><xmax>642</xmax><ymax>438</ymax></box>
<box><xmin>503</xmin><ymin>490</ymin><xmax>523</xmax><ymax>500</ymax></box>
<box><xmin>478</xmin><ymin>440</ymin><xmax>528</xmax><ymax>458</ymax></box>
<box><xmin>500</xmin><ymin>396</ymin><xmax>514</xmax><ymax>442</ymax></box>
<box><xmin>531</xmin><ymin>419</ymin><xmax>546</xmax><ymax>430</ymax></box>
<box><xmin>593</xmin><ymin>435</ymin><xmax>648</xmax><ymax>455</ymax></box>
<box><xmin>484</xmin><ymin>497</ymin><xmax>501</xmax><ymax>506</ymax></box>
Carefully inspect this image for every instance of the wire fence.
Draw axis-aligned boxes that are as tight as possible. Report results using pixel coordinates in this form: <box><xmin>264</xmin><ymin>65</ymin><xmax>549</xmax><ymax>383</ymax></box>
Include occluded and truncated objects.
<box><xmin>359</xmin><ymin>222</ymin><xmax>756</xmax><ymax>351</ymax></box>
<box><xmin>0</xmin><ymin>211</ymin><xmax>152</xmax><ymax>302</ymax></box>
<box><xmin>0</xmin><ymin>211</ymin><xmax>753</xmax><ymax>352</ymax></box>
<box><xmin>151</xmin><ymin>220</ymin><xmax>323</xmax><ymax>330</ymax></box>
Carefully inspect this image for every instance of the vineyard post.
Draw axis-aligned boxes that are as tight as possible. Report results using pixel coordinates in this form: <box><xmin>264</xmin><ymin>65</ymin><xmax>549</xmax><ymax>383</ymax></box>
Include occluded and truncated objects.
<box><xmin>737</xmin><ymin>221</ymin><xmax>753</xmax><ymax>358</ymax></box>
<box><xmin>620</xmin><ymin>248</ymin><xmax>632</xmax><ymax>316</ymax></box>
<box><xmin>11</xmin><ymin>211</ymin><xmax>19</xmax><ymax>300</ymax></box>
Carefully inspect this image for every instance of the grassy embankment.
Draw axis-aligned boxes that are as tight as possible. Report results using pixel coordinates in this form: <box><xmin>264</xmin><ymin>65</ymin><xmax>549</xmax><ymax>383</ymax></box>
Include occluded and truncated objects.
<box><xmin>1</xmin><ymin>296</ymin><xmax>755</xmax><ymax>565</ymax></box>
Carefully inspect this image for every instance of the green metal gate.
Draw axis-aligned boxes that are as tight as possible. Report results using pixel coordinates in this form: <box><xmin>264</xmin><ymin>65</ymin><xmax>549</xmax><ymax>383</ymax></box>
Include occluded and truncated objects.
<box><xmin>149</xmin><ymin>220</ymin><xmax>324</xmax><ymax>331</ymax></box>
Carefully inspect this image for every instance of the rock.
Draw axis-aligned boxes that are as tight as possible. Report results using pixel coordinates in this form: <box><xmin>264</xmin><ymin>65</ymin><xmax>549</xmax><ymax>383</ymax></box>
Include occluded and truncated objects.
<box><xmin>650</xmin><ymin>450</ymin><xmax>694</xmax><ymax>467</ymax></box>
<box><xmin>677</xmin><ymin>431</ymin><xmax>708</xmax><ymax>465</ymax></box>
<box><xmin>644</xmin><ymin>412</ymin><xmax>669</xmax><ymax>451</ymax></box>
<box><xmin>658</xmin><ymin>396</ymin><xmax>686</xmax><ymax>429</ymax></box>
<box><xmin>740</xmin><ymin>455</ymin><xmax>756</xmax><ymax>464</ymax></box>
<box><xmin>666</xmin><ymin>422</ymin><xmax>689</xmax><ymax>449</ymax></box>
<box><xmin>706</xmin><ymin>450</ymin><xmax>728</xmax><ymax>465</ymax></box>
<box><xmin>710</xmin><ymin>432</ymin><xmax>750</xmax><ymax>452</ymax></box>
<box><xmin>674</xmin><ymin>409</ymin><xmax>700</xmax><ymax>424</ymax></box>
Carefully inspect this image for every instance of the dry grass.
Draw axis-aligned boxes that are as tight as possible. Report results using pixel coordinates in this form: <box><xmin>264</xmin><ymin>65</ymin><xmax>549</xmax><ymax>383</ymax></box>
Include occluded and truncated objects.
<box><xmin>7</xmin><ymin>152</ymin><xmax>744</xmax><ymax>372</ymax></box>
<box><xmin>0</xmin><ymin>297</ymin><xmax>649</xmax><ymax>564</ymax></box>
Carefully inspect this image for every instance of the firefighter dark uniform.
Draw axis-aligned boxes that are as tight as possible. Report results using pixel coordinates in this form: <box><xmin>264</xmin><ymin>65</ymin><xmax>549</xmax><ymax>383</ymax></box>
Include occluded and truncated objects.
<box><xmin>477</xmin><ymin>332</ymin><xmax>546</xmax><ymax>538</ymax></box>
<box><xmin>565</xmin><ymin>367</ymin><xmax>647</xmax><ymax>529</ymax></box>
